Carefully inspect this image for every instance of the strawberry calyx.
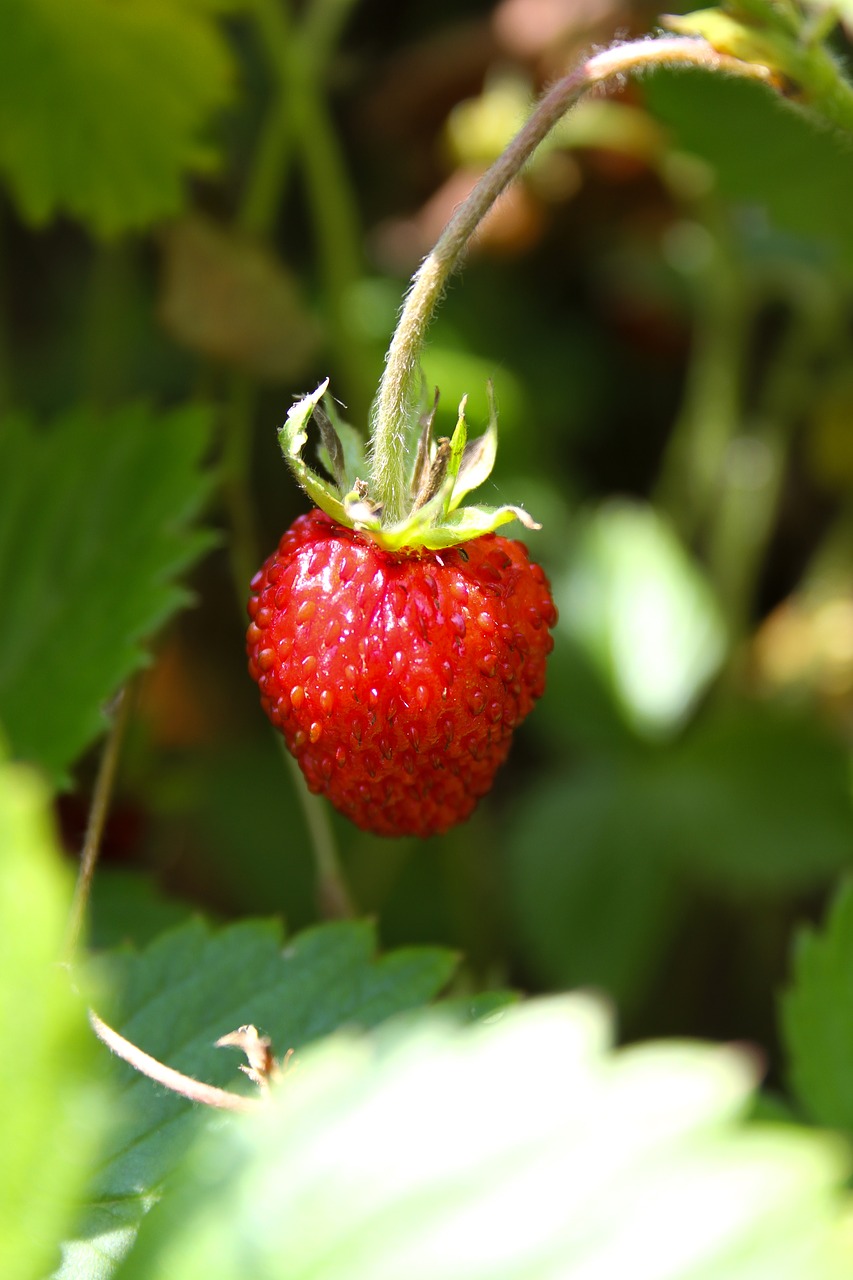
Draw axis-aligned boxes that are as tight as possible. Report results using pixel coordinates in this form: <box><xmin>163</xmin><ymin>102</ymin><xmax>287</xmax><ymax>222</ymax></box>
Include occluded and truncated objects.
<box><xmin>279</xmin><ymin>380</ymin><xmax>539</xmax><ymax>552</ymax></box>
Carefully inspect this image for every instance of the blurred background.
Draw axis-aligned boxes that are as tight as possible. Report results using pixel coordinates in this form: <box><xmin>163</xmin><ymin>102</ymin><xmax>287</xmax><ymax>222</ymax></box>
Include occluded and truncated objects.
<box><xmin>5</xmin><ymin>0</ymin><xmax>853</xmax><ymax>1082</ymax></box>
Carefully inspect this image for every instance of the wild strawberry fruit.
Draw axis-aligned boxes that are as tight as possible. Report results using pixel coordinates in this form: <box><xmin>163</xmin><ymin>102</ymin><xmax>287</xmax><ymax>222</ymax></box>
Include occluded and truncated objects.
<box><xmin>248</xmin><ymin>509</ymin><xmax>555</xmax><ymax>837</ymax></box>
<box><xmin>247</xmin><ymin>381</ymin><xmax>556</xmax><ymax>838</ymax></box>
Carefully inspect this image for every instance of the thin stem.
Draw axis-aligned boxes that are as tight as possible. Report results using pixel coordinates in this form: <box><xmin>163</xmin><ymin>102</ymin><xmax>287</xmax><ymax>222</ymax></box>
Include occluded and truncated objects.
<box><xmin>280</xmin><ymin>742</ymin><xmax>356</xmax><ymax>919</ymax></box>
<box><xmin>238</xmin><ymin>95</ymin><xmax>296</xmax><ymax>239</ymax></box>
<box><xmin>291</xmin><ymin>66</ymin><xmax>374</xmax><ymax>420</ymax></box>
<box><xmin>707</xmin><ymin>276</ymin><xmax>838</xmax><ymax>634</ymax></box>
<box><xmin>88</xmin><ymin>1008</ymin><xmax>262</xmax><ymax>1113</ymax></box>
<box><xmin>63</xmin><ymin>687</ymin><xmax>133</xmax><ymax>961</ymax></box>
<box><xmin>0</xmin><ymin>199</ymin><xmax>14</xmax><ymax>412</ymax></box>
<box><xmin>301</xmin><ymin>0</ymin><xmax>362</xmax><ymax>64</ymax></box>
<box><xmin>656</xmin><ymin>215</ymin><xmax>749</xmax><ymax>537</ymax></box>
<box><xmin>221</xmin><ymin>373</ymin><xmax>261</xmax><ymax>603</ymax></box>
<box><xmin>370</xmin><ymin>35</ymin><xmax>774</xmax><ymax>521</ymax></box>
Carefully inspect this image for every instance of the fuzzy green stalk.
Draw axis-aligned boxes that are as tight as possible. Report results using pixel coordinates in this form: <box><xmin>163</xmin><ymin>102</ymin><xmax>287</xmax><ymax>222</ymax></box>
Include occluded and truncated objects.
<box><xmin>369</xmin><ymin>36</ymin><xmax>775</xmax><ymax>522</ymax></box>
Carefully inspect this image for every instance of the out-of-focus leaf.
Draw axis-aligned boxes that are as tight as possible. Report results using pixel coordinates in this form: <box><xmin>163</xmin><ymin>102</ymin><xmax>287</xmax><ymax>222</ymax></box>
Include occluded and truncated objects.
<box><xmin>116</xmin><ymin>996</ymin><xmax>851</xmax><ymax>1280</ymax></box>
<box><xmin>660</xmin><ymin>707</ymin><xmax>853</xmax><ymax>892</ymax></box>
<box><xmin>187</xmin><ymin>741</ymin><xmax>316</xmax><ymax>926</ymax></box>
<box><xmin>0</xmin><ymin>404</ymin><xmax>216</xmax><ymax>784</ymax></box>
<box><xmin>158</xmin><ymin>217</ymin><xmax>322</xmax><ymax>381</ymax></box>
<box><xmin>59</xmin><ymin>919</ymin><xmax>457</xmax><ymax>1278</ymax></box>
<box><xmin>0</xmin><ymin>0</ymin><xmax>233</xmax><ymax>234</ymax></box>
<box><xmin>782</xmin><ymin>880</ymin><xmax>853</xmax><ymax>1131</ymax></box>
<box><xmin>644</xmin><ymin>70</ymin><xmax>853</xmax><ymax>272</ymax></box>
<box><xmin>556</xmin><ymin>501</ymin><xmax>727</xmax><ymax>739</ymax></box>
<box><xmin>506</xmin><ymin>769</ymin><xmax>681</xmax><ymax>1011</ymax></box>
<box><xmin>88</xmin><ymin>870</ymin><xmax>197</xmax><ymax>951</ymax></box>
<box><xmin>0</xmin><ymin>761</ymin><xmax>106</xmax><ymax>1280</ymax></box>
<box><xmin>808</xmin><ymin>366</ymin><xmax>853</xmax><ymax>492</ymax></box>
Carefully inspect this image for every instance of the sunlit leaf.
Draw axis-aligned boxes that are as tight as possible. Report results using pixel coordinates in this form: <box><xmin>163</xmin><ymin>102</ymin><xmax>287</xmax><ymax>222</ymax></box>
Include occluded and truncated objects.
<box><xmin>556</xmin><ymin>501</ymin><xmax>727</xmax><ymax>739</ymax></box>
<box><xmin>116</xmin><ymin>997</ymin><xmax>851</xmax><ymax>1280</ymax></box>
<box><xmin>0</xmin><ymin>761</ymin><xmax>106</xmax><ymax>1280</ymax></box>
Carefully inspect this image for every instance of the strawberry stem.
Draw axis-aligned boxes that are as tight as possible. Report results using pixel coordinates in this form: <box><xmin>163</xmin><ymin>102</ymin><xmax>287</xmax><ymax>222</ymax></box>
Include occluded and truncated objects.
<box><xmin>63</xmin><ymin>685</ymin><xmax>133</xmax><ymax>962</ymax></box>
<box><xmin>368</xmin><ymin>35</ymin><xmax>774</xmax><ymax>523</ymax></box>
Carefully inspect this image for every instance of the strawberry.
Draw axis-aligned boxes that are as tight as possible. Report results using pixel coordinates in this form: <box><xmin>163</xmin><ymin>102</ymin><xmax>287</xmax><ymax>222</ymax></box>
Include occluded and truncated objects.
<box><xmin>247</xmin><ymin>381</ymin><xmax>556</xmax><ymax>838</ymax></box>
<box><xmin>247</xmin><ymin>508</ymin><xmax>556</xmax><ymax>838</ymax></box>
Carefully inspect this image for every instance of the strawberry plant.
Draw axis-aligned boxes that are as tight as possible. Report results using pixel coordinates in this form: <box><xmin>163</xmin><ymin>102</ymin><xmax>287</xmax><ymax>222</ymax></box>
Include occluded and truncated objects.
<box><xmin>5</xmin><ymin>1</ymin><xmax>853</xmax><ymax>1277</ymax></box>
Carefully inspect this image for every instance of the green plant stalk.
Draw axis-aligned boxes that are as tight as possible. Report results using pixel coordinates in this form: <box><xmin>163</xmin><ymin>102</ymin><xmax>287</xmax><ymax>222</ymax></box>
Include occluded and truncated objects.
<box><xmin>63</xmin><ymin>685</ymin><xmax>133</xmax><ymax>961</ymax></box>
<box><xmin>279</xmin><ymin>741</ymin><xmax>355</xmax><ymax>919</ymax></box>
<box><xmin>707</xmin><ymin>274</ymin><xmax>840</xmax><ymax>633</ymax></box>
<box><xmin>369</xmin><ymin>36</ymin><xmax>775</xmax><ymax>522</ymax></box>
<box><xmin>656</xmin><ymin>215</ymin><xmax>750</xmax><ymax>539</ymax></box>
<box><xmin>239</xmin><ymin>94</ymin><xmax>296</xmax><ymax>239</ymax></box>
<box><xmin>251</xmin><ymin>0</ymin><xmax>372</xmax><ymax>420</ymax></box>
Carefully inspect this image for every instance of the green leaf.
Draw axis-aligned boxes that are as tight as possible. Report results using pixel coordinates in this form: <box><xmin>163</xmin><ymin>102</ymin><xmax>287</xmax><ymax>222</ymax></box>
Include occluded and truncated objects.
<box><xmin>115</xmin><ymin>996</ymin><xmax>851</xmax><ymax>1280</ymax></box>
<box><xmin>0</xmin><ymin>403</ymin><xmax>216</xmax><ymax>784</ymax></box>
<box><xmin>88</xmin><ymin>870</ymin><xmax>197</xmax><ymax>951</ymax></box>
<box><xmin>0</xmin><ymin>760</ymin><xmax>107</xmax><ymax>1280</ymax></box>
<box><xmin>0</xmin><ymin>0</ymin><xmax>234</xmax><ymax>234</ymax></box>
<box><xmin>644</xmin><ymin>69</ymin><xmax>853</xmax><ymax>273</ymax></box>
<box><xmin>557</xmin><ymin>501</ymin><xmax>727</xmax><ymax>739</ymax></box>
<box><xmin>61</xmin><ymin>919</ymin><xmax>457</xmax><ymax>1278</ymax></box>
<box><xmin>661</xmin><ymin>707</ymin><xmax>853</xmax><ymax>891</ymax></box>
<box><xmin>782</xmin><ymin>880</ymin><xmax>853</xmax><ymax>1131</ymax></box>
<box><xmin>506</xmin><ymin>769</ymin><xmax>682</xmax><ymax>1011</ymax></box>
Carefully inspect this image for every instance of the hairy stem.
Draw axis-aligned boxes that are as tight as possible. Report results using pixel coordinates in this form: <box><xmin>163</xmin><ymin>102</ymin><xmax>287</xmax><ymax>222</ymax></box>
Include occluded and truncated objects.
<box><xmin>63</xmin><ymin>686</ymin><xmax>133</xmax><ymax>961</ymax></box>
<box><xmin>370</xmin><ymin>35</ymin><xmax>773</xmax><ymax>521</ymax></box>
<box><xmin>656</xmin><ymin>214</ymin><xmax>749</xmax><ymax>537</ymax></box>
<box><xmin>280</xmin><ymin>743</ymin><xmax>356</xmax><ymax>919</ymax></box>
<box><xmin>88</xmin><ymin>1008</ymin><xmax>262</xmax><ymax>1113</ymax></box>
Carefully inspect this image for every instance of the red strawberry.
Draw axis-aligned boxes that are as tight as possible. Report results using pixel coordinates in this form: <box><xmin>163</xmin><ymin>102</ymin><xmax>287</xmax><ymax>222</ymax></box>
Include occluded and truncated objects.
<box><xmin>247</xmin><ymin>508</ymin><xmax>556</xmax><ymax>838</ymax></box>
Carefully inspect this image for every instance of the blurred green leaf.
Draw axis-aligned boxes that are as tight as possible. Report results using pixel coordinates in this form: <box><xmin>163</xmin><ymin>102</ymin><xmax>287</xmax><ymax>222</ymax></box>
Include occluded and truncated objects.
<box><xmin>644</xmin><ymin>70</ymin><xmax>853</xmax><ymax>271</ymax></box>
<box><xmin>188</xmin><ymin>741</ymin><xmax>316</xmax><ymax>926</ymax></box>
<box><xmin>661</xmin><ymin>707</ymin><xmax>853</xmax><ymax>892</ymax></box>
<box><xmin>88</xmin><ymin>870</ymin><xmax>197</xmax><ymax>951</ymax></box>
<box><xmin>0</xmin><ymin>760</ymin><xmax>106</xmax><ymax>1280</ymax></box>
<box><xmin>506</xmin><ymin>769</ymin><xmax>681</xmax><ymax>1010</ymax></box>
<box><xmin>0</xmin><ymin>0</ymin><xmax>233</xmax><ymax>235</ymax></box>
<box><xmin>0</xmin><ymin>404</ymin><xmax>216</xmax><ymax>784</ymax></box>
<box><xmin>556</xmin><ymin>501</ymin><xmax>727</xmax><ymax>739</ymax></box>
<box><xmin>60</xmin><ymin>919</ymin><xmax>457</xmax><ymax>1278</ymax></box>
<box><xmin>782</xmin><ymin>880</ymin><xmax>853</xmax><ymax>1131</ymax></box>
<box><xmin>116</xmin><ymin>996</ymin><xmax>851</xmax><ymax>1280</ymax></box>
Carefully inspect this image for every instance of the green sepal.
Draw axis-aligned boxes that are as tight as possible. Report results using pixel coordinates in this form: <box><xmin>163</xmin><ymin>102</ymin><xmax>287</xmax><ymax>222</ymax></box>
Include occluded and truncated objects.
<box><xmin>278</xmin><ymin>381</ymin><xmax>353</xmax><ymax>526</ymax></box>
<box><xmin>317</xmin><ymin>394</ymin><xmax>367</xmax><ymax>490</ymax></box>
<box><xmin>450</xmin><ymin>382</ymin><xmax>500</xmax><ymax>510</ymax></box>
<box><xmin>279</xmin><ymin>378</ymin><xmax>540</xmax><ymax>552</ymax></box>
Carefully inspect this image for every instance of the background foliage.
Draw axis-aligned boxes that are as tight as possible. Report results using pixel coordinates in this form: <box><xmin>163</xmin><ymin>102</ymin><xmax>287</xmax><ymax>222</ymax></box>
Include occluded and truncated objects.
<box><xmin>4</xmin><ymin>0</ymin><xmax>853</xmax><ymax>1276</ymax></box>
